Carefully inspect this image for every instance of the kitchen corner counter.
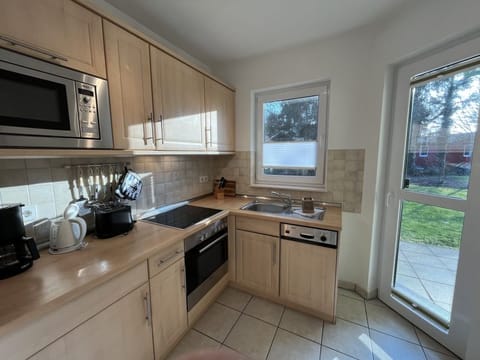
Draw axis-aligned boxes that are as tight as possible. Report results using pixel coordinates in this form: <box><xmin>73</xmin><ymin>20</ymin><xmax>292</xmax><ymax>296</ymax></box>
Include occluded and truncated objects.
<box><xmin>190</xmin><ymin>196</ymin><xmax>342</xmax><ymax>231</ymax></box>
<box><xmin>0</xmin><ymin>195</ymin><xmax>342</xmax><ymax>342</ymax></box>
<box><xmin>0</xmin><ymin>221</ymin><xmax>184</xmax><ymax>337</ymax></box>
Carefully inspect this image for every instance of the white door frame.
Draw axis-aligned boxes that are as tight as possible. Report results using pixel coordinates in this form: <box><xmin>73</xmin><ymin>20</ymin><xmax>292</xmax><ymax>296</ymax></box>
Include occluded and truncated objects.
<box><xmin>378</xmin><ymin>35</ymin><xmax>480</xmax><ymax>358</ymax></box>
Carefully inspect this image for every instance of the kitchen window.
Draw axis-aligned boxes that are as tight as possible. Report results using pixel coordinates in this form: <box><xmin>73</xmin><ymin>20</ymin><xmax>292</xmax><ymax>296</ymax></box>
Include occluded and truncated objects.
<box><xmin>254</xmin><ymin>81</ymin><xmax>329</xmax><ymax>190</ymax></box>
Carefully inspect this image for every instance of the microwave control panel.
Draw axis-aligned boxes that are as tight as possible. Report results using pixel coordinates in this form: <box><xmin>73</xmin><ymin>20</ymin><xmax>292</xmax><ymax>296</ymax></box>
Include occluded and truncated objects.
<box><xmin>76</xmin><ymin>82</ymin><xmax>100</xmax><ymax>139</ymax></box>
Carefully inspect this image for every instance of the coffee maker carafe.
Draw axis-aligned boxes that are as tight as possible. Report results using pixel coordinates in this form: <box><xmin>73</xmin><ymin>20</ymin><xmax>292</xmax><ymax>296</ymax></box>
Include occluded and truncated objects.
<box><xmin>0</xmin><ymin>203</ymin><xmax>40</xmax><ymax>279</ymax></box>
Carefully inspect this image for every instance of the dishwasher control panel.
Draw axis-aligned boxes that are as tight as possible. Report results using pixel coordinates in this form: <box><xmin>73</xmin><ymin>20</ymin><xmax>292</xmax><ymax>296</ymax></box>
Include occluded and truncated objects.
<box><xmin>281</xmin><ymin>223</ymin><xmax>338</xmax><ymax>248</ymax></box>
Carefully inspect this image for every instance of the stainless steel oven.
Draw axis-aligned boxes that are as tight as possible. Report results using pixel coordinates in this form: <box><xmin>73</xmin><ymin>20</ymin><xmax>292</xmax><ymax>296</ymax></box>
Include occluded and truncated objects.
<box><xmin>0</xmin><ymin>48</ymin><xmax>112</xmax><ymax>149</ymax></box>
<box><xmin>184</xmin><ymin>217</ymin><xmax>228</xmax><ymax>310</ymax></box>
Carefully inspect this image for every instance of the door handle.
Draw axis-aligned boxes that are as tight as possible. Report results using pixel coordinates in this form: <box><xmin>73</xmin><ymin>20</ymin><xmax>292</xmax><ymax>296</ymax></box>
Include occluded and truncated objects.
<box><xmin>143</xmin><ymin>291</ymin><xmax>152</xmax><ymax>327</ymax></box>
<box><xmin>180</xmin><ymin>266</ymin><xmax>186</xmax><ymax>290</ymax></box>
<box><xmin>198</xmin><ymin>233</ymin><xmax>228</xmax><ymax>254</ymax></box>
<box><xmin>272</xmin><ymin>243</ymin><xmax>277</xmax><ymax>265</ymax></box>
<box><xmin>299</xmin><ymin>233</ymin><xmax>315</xmax><ymax>239</ymax></box>
<box><xmin>0</xmin><ymin>35</ymin><xmax>68</xmax><ymax>61</ymax></box>
<box><xmin>150</xmin><ymin>113</ymin><xmax>156</xmax><ymax>145</ymax></box>
<box><xmin>156</xmin><ymin>249</ymin><xmax>182</xmax><ymax>267</ymax></box>
<box><xmin>143</xmin><ymin>112</ymin><xmax>154</xmax><ymax>145</ymax></box>
<box><xmin>386</xmin><ymin>192</ymin><xmax>394</xmax><ymax>208</ymax></box>
<box><xmin>155</xmin><ymin>115</ymin><xmax>164</xmax><ymax>144</ymax></box>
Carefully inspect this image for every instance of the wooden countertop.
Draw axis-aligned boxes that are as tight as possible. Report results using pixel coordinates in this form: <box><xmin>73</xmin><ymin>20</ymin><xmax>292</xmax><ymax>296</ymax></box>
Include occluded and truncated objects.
<box><xmin>190</xmin><ymin>196</ymin><xmax>342</xmax><ymax>231</ymax></box>
<box><xmin>0</xmin><ymin>221</ymin><xmax>186</xmax><ymax>336</ymax></box>
<box><xmin>0</xmin><ymin>195</ymin><xmax>341</xmax><ymax>336</ymax></box>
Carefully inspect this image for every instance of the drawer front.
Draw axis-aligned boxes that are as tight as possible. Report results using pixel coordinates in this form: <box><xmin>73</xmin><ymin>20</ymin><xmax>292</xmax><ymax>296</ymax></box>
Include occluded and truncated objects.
<box><xmin>236</xmin><ymin>217</ymin><xmax>279</xmax><ymax>237</ymax></box>
<box><xmin>148</xmin><ymin>241</ymin><xmax>184</xmax><ymax>278</ymax></box>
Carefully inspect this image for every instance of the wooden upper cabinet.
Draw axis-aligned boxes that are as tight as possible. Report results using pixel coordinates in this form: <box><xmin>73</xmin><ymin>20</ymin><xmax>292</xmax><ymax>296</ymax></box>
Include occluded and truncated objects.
<box><xmin>150</xmin><ymin>46</ymin><xmax>206</xmax><ymax>150</ymax></box>
<box><xmin>0</xmin><ymin>0</ymin><xmax>106</xmax><ymax>77</ymax></box>
<box><xmin>205</xmin><ymin>78</ymin><xmax>235</xmax><ymax>152</ymax></box>
<box><xmin>280</xmin><ymin>239</ymin><xmax>337</xmax><ymax>318</ymax></box>
<box><xmin>103</xmin><ymin>20</ymin><xmax>155</xmax><ymax>150</ymax></box>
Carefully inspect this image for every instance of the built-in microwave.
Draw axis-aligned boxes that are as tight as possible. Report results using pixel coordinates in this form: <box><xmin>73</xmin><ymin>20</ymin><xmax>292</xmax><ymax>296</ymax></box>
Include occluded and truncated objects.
<box><xmin>0</xmin><ymin>48</ymin><xmax>113</xmax><ymax>149</ymax></box>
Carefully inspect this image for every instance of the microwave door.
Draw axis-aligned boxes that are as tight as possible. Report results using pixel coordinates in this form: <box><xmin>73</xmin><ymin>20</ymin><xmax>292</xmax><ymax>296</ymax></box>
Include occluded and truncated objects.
<box><xmin>0</xmin><ymin>61</ymin><xmax>80</xmax><ymax>138</ymax></box>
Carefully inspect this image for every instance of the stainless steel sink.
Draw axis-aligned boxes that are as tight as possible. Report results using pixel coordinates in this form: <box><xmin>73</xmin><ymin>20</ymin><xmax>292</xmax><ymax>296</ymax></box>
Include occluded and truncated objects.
<box><xmin>240</xmin><ymin>202</ymin><xmax>289</xmax><ymax>213</ymax></box>
<box><xmin>240</xmin><ymin>201</ymin><xmax>325</xmax><ymax>220</ymax></box>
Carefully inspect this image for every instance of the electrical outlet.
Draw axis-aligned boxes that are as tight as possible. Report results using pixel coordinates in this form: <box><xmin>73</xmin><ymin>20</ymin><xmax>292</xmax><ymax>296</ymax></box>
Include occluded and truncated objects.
<box><xmin>199</xmin><ymin>176</ymin><xmax>209</xmax><ymax>183</ymax></box>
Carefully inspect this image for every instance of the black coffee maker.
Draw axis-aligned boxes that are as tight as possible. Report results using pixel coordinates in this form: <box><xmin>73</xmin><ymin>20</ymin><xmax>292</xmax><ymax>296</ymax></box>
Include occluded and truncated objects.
<box><xmin>0</xmin><ymin>203</ymin><xmax>40</xmax><ymax>279</ymax></box>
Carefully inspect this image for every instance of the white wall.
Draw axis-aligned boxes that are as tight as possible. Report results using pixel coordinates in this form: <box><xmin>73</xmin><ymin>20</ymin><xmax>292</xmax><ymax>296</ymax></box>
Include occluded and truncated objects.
<box><xmin>215</xmin><ymin>25</ymin><xmax>380</xmax><ymax>292</ymax></box>
<box><xmin>215</xmin><ymin>0</ymin><xmax>480</xmax><ymax>302</ymax></box>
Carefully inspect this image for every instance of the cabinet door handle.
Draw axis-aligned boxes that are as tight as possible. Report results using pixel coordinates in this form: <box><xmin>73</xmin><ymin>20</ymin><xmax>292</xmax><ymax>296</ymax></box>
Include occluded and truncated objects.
<box><xmin>150</xmin><ymin>113</ymin><xmax>156</xmax><ymax>145</ymax></box>
<box><xmin>198</xmin><ymin>233</ymin><xmax>227</xmax><ymax>254</ymax></box>
<box><xmin>299</xmin><ymin>233</ymin><xmax>315</xmax><ymax>240</ymax></box>
<box><xmin>155</xmin><ymin>115</ymin><xmax>164</xmax><ymax>143</ymax></box>
<box><xmin>180</xmin><ymin>266</ymin><xmax>186</xmax><ymax>290</ymax></box>
<box><xmin>0</xmin><ymin>35</ymin><xmax>68</xmax><ymax>61</ymax></box>
<box><xmin>143</xmin><ymin>291</ymin><xmax>152</xmax><ymax>326</ymax></box>
<box><xmin>157</xmin><ymin>249</ymin><xmax>182</xmax><ymax>266</ymax></box>
<box><xmin>143</xmin><ymin>112</ymin><xmax>154</xmax><ymax>145</ymax></box>
<box><xmin>272</xmin><ymin>243</ymin><xmax>277</xmax><ymax>265</ymax></box>
<box><xmin>205</xmin><ymin>126</ymin><xmax>212</xmax><ymax>147</ymax></box>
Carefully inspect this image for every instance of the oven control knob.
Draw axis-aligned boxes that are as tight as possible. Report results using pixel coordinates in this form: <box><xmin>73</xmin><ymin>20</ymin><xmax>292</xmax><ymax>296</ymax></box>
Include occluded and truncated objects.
<box><xmin>82</xmin><ymin>97</ymin><xmax>90</xmax><ymax>104</ymax></box>
<box><xmin>200</xmin><ymin>234</ymin><xmax>207</xmax><ymax>242</ymax></box>
<box><xmin>320</xmin><ymin>235</ymin><xmax>327</xmax><ymax>242</ymax></box>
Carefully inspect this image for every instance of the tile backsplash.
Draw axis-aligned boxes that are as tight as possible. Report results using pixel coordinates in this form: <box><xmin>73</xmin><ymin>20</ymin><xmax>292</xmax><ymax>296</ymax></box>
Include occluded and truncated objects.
<box><xmin>214</xmin><ymin>150</ymin><xmax>365</xmax><ymax>213</ymax></box>
<box><xmin>0</xmin><ymin>149</ymin><xmax>364</xmax><ymax>224</ymax></box>
<box><xmin>0</xmin><ymin>155</ymin><xmax>218</xmax><ymax>222</ymax></box>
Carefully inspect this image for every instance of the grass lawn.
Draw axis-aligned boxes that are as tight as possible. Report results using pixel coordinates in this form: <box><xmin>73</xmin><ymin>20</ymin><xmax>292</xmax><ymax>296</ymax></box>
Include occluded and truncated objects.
<box><xmin>399</xmin><ymin>184</ymin><xmax>466</xmax><ymax>248</ymax></box>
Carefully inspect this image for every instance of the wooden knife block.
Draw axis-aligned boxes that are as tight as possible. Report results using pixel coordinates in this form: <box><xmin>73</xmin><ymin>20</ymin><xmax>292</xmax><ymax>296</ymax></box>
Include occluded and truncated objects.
<box><xmin>213</xmin><ymin>179</ymin><xmax>236</xmax><ymax>197</ymax></box>
<box><xmin>214</xmin><ymin>188</ymin><xmax>225</xmax><ymax>199</ymax></box>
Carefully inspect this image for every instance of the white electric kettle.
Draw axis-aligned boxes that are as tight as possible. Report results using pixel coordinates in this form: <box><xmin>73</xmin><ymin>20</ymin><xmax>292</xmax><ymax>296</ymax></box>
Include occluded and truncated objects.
<box><xmin>49</xmin><ymin>204</ymin><xmax>87</xmax><ymax>255</ymax></box>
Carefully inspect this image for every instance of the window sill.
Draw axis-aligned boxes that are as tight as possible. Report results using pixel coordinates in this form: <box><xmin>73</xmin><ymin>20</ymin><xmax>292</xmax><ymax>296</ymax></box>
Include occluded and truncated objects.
<box><xmin>249</xmin><ymin>182</ymin><xmax>327</xmax><ymax>193</ymax></box>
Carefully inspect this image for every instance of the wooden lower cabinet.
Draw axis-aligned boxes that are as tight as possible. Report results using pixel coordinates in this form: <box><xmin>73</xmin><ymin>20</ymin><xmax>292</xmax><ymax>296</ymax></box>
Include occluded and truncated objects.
<box><xmin>280</xmin><ymin>239</ymin><xmax>337</xmax><ymax>317</ymax></box>
<box><xmin>150</xmin><ymin>258</ymin><xmax>187</xmax><ymax>359</ymax></box>
<box><xmin>236</xmin><ymin>229</ymin><xmax>279</xmax><ymax>297</ymax></box>
<box><xmin>29</xmin><ymin>283</ymin><xmax>154</xmax><ymax>360</ymax></box>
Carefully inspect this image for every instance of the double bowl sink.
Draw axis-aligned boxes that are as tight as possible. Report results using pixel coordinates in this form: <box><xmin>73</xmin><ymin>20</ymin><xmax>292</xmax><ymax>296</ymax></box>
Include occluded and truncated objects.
<box><xmin>240</xmin><ymin>200</ymin><xmax>325</xmax><ymax>220</ymax></box>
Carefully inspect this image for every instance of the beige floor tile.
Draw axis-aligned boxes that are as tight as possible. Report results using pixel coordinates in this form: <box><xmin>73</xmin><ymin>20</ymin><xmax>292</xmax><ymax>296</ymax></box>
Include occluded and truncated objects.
<box><xmin>338</xmin><ymin>288</ymin><xmax>364</xmax><ymax>301</ymax></box>
<box><xmin>323</xmin><ymin>318</ymin><xmax>372</xmax><ymax>360</ymax></box>
<box><xmin>167</xmin><ymin>329</ymin><xmax>221</xmax><ymax>359</ymax></box>
<box><xmin>366</xmin><ymin>303</ymin><xmax>419</xmax><ymax>343</ymax></box>
<box><xmin>193</xmin><ymin>303</ymin><xmax>241</xmax><ymax>342</ymax></box>
<box><xmin>370</xmin><ymin>329</ymin><xmax>426</xmax><ymax>360</ymax></box>
<box><xmin>336</xmin><ymin>295</ymin><xmax>368</xmax><ymax>326</ymax></box>
<box><xmin>424</xmin><ymin>348</ymin><xmax>459</xmax><ymax>360</ymax></box>
<box><xmin>415</xmin><ymin>329</ymin><xmax>456</xmax><ymax>357</ymax></box>
<box><xmin>320</xmin><ymin>346</ymin><xmax>357</xmax><ymax>360</ymax></box>
<box><xmin>244</xmin><ymin>297</ymin><xmax>284</xmax><ymax>326</ymax></box>
<box><xmin>366</xmin><ymin>298</ymin><xmax>387</xmax><ymax>308</ymax></box>
<box><xmin>267</xmin><ymin>329</ymin><xmax>320</xmax><ymax>360</ymax></box>
<box><xmin>217</xmin><ymin>287</ymin><xmax>252</xmax><ymax>311</ymax></box>
<box><xmin>219</xmin><ymin>345</ymin><xmax>250</xmax><ymax>359</ymax></box>
<box><xmin>224</xmin><ymin>314</ymin><xmax>277</xmax><ymax>360</ymax></box>
<box><xmin>279</xmin><ymin>308</ymin><xmax>324</xmax><ymax>343</ymax></box>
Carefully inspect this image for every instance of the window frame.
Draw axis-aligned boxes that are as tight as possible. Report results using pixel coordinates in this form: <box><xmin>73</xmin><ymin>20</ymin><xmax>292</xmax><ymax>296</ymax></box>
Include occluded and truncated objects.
<box><xmin>253</xmin><ymin>81</ymin><xmax>329</xmax><ymax>191</ymax></box>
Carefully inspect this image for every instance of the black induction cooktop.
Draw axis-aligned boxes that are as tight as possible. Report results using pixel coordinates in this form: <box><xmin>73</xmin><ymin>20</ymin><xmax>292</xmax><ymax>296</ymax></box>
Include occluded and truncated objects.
<box><xmin>142</xmin><ymin>205</ymin><xmax>222</xmax><ymax>229</ymax></box>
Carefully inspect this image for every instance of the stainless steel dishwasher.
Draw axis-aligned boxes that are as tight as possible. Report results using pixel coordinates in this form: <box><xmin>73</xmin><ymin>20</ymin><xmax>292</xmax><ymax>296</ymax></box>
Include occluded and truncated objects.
<box><xmin>281</xmin><ymin>223</ymin><xmax>338</xmax><ymax>249</ymax></box>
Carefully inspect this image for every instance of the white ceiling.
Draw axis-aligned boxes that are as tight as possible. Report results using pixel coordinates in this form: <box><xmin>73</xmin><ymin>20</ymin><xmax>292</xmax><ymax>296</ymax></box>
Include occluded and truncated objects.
<box><xmin>103</xmin><ymin>0</ymin><xmax>410</xmax><ymax>64</ymax></box>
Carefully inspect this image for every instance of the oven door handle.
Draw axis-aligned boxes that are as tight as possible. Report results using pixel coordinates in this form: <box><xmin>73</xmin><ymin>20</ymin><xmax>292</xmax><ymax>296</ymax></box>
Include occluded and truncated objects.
<box><xmin>198</xmin><ymin>233</ymin><xmax>227</xmax><ymax>254</ymax></box>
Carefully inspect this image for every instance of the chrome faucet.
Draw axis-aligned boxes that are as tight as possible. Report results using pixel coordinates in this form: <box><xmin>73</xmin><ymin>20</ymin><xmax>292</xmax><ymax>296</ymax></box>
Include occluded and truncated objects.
<box><xmin>271</xmin><ymin>191</ymin><xmax>292</xmax><ymax>209</ymax></box>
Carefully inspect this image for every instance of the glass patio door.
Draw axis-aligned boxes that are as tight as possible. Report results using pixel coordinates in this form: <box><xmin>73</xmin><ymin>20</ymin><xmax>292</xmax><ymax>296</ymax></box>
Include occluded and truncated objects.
<box><xmin>379</xmin><ymin>36</ymin><xmax>480</xmax><ymax>355</ymax></box>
